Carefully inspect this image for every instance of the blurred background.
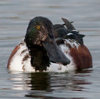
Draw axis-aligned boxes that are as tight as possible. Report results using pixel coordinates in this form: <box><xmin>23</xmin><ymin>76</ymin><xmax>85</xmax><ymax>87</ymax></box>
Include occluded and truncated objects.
<box><xmin>0</xmin><ymin>0</ymin><xmax>100</xmax><ymax>99</ymax></box>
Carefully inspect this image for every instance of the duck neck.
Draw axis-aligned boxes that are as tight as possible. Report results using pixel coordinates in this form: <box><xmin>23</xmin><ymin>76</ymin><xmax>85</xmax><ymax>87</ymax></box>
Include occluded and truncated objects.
<box><xmin>28</xmin><ymin>45</ymin><xmax>50</xmax><ymax>71</ymax></box>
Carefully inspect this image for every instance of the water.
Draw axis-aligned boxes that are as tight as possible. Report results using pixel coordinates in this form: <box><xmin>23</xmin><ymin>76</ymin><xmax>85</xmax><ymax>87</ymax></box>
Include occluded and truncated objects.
<box><xmin>0</xmin><ymin>0</ymin><xmax>100</xmax><ymax>99</ymax></box>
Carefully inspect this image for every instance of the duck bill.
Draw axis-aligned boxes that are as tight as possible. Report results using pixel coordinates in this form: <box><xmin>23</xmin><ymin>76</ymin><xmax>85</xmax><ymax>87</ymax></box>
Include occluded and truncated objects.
<box><xmin>42</xmin><ymin>38</ymin><xmax>70</xmax><ymax>65</ymax></box>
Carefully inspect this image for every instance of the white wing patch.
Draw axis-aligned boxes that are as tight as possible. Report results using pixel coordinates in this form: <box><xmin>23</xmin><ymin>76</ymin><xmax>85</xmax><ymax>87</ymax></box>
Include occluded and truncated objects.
<box><xmin>64</xmin><ymin>39</ymin><xmax>80</xmax><ymax>49</ymax></box>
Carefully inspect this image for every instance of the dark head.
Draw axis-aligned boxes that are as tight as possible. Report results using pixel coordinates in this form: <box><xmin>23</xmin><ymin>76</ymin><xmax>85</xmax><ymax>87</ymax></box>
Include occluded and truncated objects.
<box><xmin>25</xmin><ymin>16</ymin><xmax>54</xmax><ymax>47</ymax></box>
<box><xmin>25</xmin><ymin>16</ymin><xmax>70</xmax><ymax>70</ymax></box>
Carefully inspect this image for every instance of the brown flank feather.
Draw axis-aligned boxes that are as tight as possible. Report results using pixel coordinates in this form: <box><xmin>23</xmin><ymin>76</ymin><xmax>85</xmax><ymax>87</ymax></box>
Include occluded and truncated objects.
<box><xmin>7</xmin><ymin>45</ymin><xmax>20</xmax><ymax>69</ymax></box>
<box><xmin>69</xmin><ymin>45</ymin><xmax>92</xmax><ymax>70</ymax></box>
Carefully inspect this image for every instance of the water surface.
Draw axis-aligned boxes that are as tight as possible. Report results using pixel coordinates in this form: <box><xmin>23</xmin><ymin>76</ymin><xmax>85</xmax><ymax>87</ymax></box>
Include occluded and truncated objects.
<box><xmin>0</xmin><ymin>0</ymin><xmax>100</xmax><ymax>99</ymax></box>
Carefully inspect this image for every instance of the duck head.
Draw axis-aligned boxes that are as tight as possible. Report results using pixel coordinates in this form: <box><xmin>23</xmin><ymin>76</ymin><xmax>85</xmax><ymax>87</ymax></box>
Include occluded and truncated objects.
<box><xmin>25</xmin><ymin>16</ymin><xmax>70</xmax><ymax>69</ymax></box>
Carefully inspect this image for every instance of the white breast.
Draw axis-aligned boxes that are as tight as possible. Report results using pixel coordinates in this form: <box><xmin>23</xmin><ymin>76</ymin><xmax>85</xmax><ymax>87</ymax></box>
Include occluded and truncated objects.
<box><xmin>9</xmin><ymin>40</ymin><xmax>35</xmax><ymax>72</ymax></box>
<box><xmin>9</xmin><ymin>39</ymin><xmax>78</xmax><ymax>73</ymax></box>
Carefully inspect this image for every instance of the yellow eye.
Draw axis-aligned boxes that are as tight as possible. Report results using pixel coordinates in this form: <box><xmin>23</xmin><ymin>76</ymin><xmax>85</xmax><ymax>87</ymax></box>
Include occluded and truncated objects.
<box><xmin>37</xmin><ymin>25</ymin><xmax>40</xmax><ymax>30</ymax></box>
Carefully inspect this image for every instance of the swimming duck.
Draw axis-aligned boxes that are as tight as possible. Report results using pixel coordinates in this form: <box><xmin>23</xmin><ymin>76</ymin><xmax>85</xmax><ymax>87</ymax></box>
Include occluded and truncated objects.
<box><xmin>7</xmin><ymin>16</ymin><xmax>92</xmax><ymax>72</ymax></box>
<box><xmin>53</xmin><ymin>18</ymin><xmax>92</xmax><ymax>71</ymax></box>
<box><xmin>7</xmin><ymin>16</ymin><xmax>70</xmax><ymax>72</ymax></box>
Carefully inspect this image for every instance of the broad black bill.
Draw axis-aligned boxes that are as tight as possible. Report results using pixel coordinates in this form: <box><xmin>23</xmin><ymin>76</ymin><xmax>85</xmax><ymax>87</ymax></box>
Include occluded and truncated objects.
<box><xmin>42</xmin><ymin>38</ymin><xmax>70</xmax><ymax>65</ymax></box>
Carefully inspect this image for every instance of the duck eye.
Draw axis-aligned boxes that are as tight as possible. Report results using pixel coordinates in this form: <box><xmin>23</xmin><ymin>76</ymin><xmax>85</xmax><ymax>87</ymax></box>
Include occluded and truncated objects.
<box><xmin>36</xmin><ymin>25</ymin><xmax>41</xmax><ymax>30</ymax></box>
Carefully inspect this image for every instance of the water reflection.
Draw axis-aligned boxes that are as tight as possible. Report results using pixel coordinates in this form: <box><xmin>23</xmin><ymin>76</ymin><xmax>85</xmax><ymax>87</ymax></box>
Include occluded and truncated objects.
<box><xmin>26</xmin><ymin>73</ymin><xmax>51</xmax><ymax>91</ymax></box>
<box><xmin>9</xmin><ymin>69</ymin><xmax>92</xmax><ymax>99</ymax></box>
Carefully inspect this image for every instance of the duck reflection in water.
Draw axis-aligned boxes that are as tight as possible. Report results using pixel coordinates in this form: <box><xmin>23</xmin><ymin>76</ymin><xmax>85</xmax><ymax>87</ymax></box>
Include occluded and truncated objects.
<box><xmin>9</xmin><ymin>69</ymin><xmax>92</xmax><ymax>98</ymax></box>
<box><xmin>24</xmin><ymin>70</ymin><xmax>92</xmax><ymax>98</ymax></box>
<box><xmin>25</xmin><ymin>72</ymin><xmax>51</xmax><ymax>91</ymax></box>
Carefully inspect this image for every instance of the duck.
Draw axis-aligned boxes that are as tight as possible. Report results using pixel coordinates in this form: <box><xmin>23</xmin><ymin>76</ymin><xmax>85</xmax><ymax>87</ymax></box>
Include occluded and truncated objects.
<box><xmin>7</xmin><ymin>16</ymin><xmax>70</xmax><ymax>72</ymax></box>
<box><xmin>53</xmin><ymin>18</ymin><xmax>92</xmax><ymax>71</ymax></box>
<box><xmin>7</xmin><ymin>16</ymin><xmax>92</xmax><ymax>72</ymax></box>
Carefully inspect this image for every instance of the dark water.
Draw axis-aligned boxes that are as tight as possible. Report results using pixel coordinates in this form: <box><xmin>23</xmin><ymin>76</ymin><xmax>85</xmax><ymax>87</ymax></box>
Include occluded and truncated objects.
<box><xmin>0</xmin><ymin>0</ymin><xmax>100</xmax><ymax>99</ymax></box>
